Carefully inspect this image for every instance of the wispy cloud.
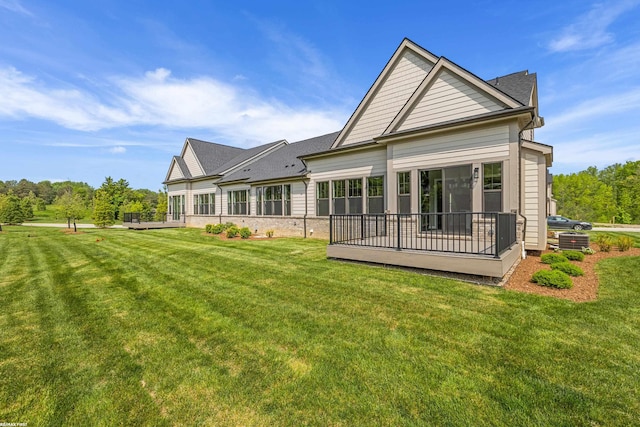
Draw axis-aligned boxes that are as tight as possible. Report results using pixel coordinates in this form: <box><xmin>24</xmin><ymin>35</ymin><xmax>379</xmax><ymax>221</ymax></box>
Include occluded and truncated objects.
<box><xmin>552</xmin><ymin>129</ymin><xmax>638</xmax><ymax>169</ymax></box>
<box><xmin>548</xmin><ymin>0</ymin><xmax>640</xmax><ymax>52</ymax></box>
<box><xmin>0</xmin><ymin>0</ymin><xmax>32</xmax><ymax>16</ymax></box>
<box><xmin>109</xmin><ymin>146</ymin><xmax>126</xmax><ymax>154</ymax></box>
<box><xmin>0</xmin><ymin>66</ymin><xmax>347</xmax><ymax>145</ymax></box>
<box><xmin>544</xmin><ymin>87</ymin><xmax>640</xmax><ymax>130</ymax></box>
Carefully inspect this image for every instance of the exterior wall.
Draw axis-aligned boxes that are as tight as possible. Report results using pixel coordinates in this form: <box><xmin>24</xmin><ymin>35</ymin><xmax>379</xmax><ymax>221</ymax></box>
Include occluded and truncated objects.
<box><xmin>306</xmin><ymin>147</ymin><xmax>387</xmax><ymax>216</ymax></box>
<box><xmin>387</xmin><ymin>123</ymin><xmax>515</xmax><ymax>215</ymax></box>
<box><xmin>399</xmin><ymin>70</ymin><xmax>504</xmax><ymax>131</ymax></box>
<box><xmin>522</xmin><ymin>149</ymin><xmax>547</xmax><ymax>251</ymax></box>
<box><xmin>342</xmin><ymin>50</ymin><xmax>434</xmax><ymax>145</ymax></box>
<box><xmin>183</xmin><ymin>143</ymin><xmax>204</xmax><ymax>177</ymax></box>
<box><xmin>168</xmin><ymin>162</ymin><xmax>184</xmax><ymax>180</ymax></box>
<box><xmin>185</xmin><ymin>214</ymin><xmax>330</xmax><ymax>239</ymax></box>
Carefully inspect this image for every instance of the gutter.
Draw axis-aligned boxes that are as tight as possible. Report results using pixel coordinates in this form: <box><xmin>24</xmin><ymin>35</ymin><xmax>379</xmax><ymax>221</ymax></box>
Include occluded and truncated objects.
<box><xmin>303</xmin><ymin>180</ymin><xmax>309</xmax><ymax>238</ymax></box>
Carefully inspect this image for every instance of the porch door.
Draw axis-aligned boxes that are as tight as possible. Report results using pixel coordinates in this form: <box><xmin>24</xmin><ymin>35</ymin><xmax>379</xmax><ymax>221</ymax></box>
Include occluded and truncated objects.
<box><xmin>420</xmin><ymin>165</ymin><xmax>472</xmax><ymax>232</ymax></box>
<box><xmin>172</xmin><ymin>196</ymin><xmax>182</xmax><ymax>221</ymax></box>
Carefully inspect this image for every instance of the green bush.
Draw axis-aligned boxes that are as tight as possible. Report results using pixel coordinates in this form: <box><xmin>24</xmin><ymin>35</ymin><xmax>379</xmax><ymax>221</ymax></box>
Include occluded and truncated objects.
<box><xmin>239</xmin><ymin>227</ymin><xmax>252</xmax><ymax>239</ymax></box>
<box><xmin>616</xmin><ymin>236</ymin><xmax>633</xmax><ymax>252</ymax></box>
<box><xmin>211</xmin><ymin>224</ymin><xmax>226</xmax><ymax>234</ymax></box>
<box><xmin>550</xmin><ymin>262</ymin><xmax>584</xmax><ymax>277</ymax></box>
<box><xmin>595</xmin><ymin>235</ymin><xmax>614</xmax><ymax>252</ymax></box>
<box><xmin>205</xmin><ymin>224</ymin><xmax>214</xmax><ymax>233</ymax></box>
<box><xmin>531</xmin><ymin>270</ymin><xmax>573</xmax><ymax>289</ymax></box>
<box><xmin>562</xmin><ymin>250</ymin><xmax>585</xmax><ymax>261</ymax></box>
<box><xmin>540</xmin><ymin>253</ymin><xmax>568</xmax><ymax>265</ymax></box>
<box><xmin>226</xmin><ymin>225</ymin><xmax>239</xmax><ymax>238</ymax></box>
<box><xmin>265</xmin><ymin>229</ymin><xmax>274</xmax><ymax>238</ymax></box>
<box><xmin>581</xmin><ymin>246</ymin><xmax>595</xmax><ymax>255</ymax></box>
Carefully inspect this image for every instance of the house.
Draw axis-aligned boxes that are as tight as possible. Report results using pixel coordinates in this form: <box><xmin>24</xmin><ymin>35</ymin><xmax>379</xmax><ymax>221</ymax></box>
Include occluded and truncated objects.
<box><xmin>164</xmin><ymin>38</ymin><xmax>553</xmax><ymax>278</ymax></box>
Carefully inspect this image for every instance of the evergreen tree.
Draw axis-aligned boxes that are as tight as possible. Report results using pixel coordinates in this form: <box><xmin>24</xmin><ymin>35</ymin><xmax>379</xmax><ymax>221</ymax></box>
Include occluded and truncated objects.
<box><xmin>0</xmin><ymin>194</ymin><xmax>26</xmax><ymax>224</ymax></box>
<box><xmin>92</xmin><ymin>190</ymin><xmax>115</xmax><ymax>228</ymax></box>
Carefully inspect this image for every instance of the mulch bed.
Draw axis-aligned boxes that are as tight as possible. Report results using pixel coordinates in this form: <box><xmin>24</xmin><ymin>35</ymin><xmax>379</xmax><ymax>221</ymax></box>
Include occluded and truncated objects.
<box><xmin>504</xmin><ymin>245</ymin><xmax>640</xmax><ymax>302</ymax></box>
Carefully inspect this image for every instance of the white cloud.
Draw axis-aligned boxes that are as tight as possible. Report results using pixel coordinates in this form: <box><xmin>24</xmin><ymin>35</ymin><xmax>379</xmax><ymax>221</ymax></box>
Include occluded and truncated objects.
<box><xmin>548</xmin><ymin>0</ymin><xmax>640</xmax><ymax>52</ymax></box>
<box><xmin>109</xmin><ymin>146</ymin><xmax>127</xmax><ymax>154</ymax></box>
<box><xmin>543</xmin><ymin>88</ymin><xmax>640</xmax><ymax>131</ymax></box>
<box><xmin>0</xmin><ymin>0</ymin><xmax>32</xmax><ymax>16</ymax></box>
<box><xmin>0</xmin><ymin>66</ymin><xmax>348</xmax><ymax>145</ymax></box>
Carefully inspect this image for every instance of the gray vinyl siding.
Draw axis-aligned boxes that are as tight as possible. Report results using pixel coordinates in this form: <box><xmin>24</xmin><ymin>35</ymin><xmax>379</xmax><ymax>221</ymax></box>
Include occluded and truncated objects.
<box><xmin>168</xmin><ymin>162</ymin><xmax>184</xmax><ymax>180</ymax></box>
<box><xmin>183</xmin><ymin>143</ymin><xmax>204</xmax><ymax>177</ymax></box>
<box><xmin>399</xmin><ymin>70</ymin><xmax>505</xmax><ymax>131</ymax></box>
<box><xmin>523</xmin><ymin>151</ymin><xmax>540</xmax><ymax>248</ymax></box>
<box><xmin>342</xmin><ymin>50</ymin><xmax>434</xmax><ymax>146</ymax></box>
<box><xmin>391</xmin><ymin>125</ymin><xmax>511</xmax><ymax>170</ymax></box>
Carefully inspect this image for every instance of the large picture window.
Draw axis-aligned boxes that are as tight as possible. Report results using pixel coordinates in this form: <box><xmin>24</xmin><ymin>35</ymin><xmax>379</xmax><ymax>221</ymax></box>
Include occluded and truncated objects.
<box><xmin>367</xmin><ymin>176</ymin><xmax>384</xmax><ymax>214</ymax></box>
<box><xmin>316</xmin><ymin>181</ymin><xmax>329</xmax><ymax>216</ymax></box>
<box><xmin>228</xmin><ymin>190</ymin><xmax>249</xmax><ymax>215</ymax></box>
<box><xmin>483</xmin><ymin>162</ymin><xmax>502</xmax><ymax>212</ymax></box>
<box><xmin>193</xmin><ymin>193</ymin><xmax>215</xmax><ymax>215</ymax></box>
<box><xmin>348</xmin><ymin>178</ymin><xmax>363</xmax><ymax>214</ymax></box>
<box><xmin>398</xmin><ymin>171</ymin><xmax>411</xmax><ymax>214</ymax></box>
<box><xmin>255</xmin><ymin>184</ymin><xmax>291</xmax><ymax>216</ymax></box>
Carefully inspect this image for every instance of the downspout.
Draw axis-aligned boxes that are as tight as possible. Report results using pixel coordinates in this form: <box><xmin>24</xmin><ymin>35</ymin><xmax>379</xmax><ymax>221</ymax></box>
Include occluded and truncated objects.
<box><xmin>518</xmin><ymin>117</ymin><xmax>535</xmax><ymax>257</ymax></box>
<box><xmin>303</xmin><ymin>180</ymin><xmax>308</xmax><ymax>238</ymax></box>
<box><xmin>215</xmin><ymin>183</ymin><xmax>223</xmax><ymax>225</ymax></box>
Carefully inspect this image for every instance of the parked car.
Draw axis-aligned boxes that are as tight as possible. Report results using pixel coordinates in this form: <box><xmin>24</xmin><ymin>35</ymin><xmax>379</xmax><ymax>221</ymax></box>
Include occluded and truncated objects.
<box><xmin>547</xmin><ymin>215</ymin><xmax>593</xmax><ymax>230</ymax></box>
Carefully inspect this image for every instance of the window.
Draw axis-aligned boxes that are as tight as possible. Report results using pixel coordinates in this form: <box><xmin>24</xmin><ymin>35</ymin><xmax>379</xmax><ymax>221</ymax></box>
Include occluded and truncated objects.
<box><xmin>367</xmin><ymin>176</ymin><xmax>384</xmax><ymax>214</ymax></box>
<box><xmin>316</xmin><ymin>181</ymin><xmax>329</xmax><ymax>216</ymax></box>
<box><xmin>398</xmin><ymin>171</ymin><xmax>411</xmax><ymax>214</ymax></box>
<box><xmin>193</xmin><ymin>193</ymin><xmax>215</xmax><ymax>215</ymax></box>
<box><xmin>332</xmin><ymin>180</ymin><xmax>346</xmax><ymax>214</ymax></box>
<box><xmin>255</xmin><ymin>184</ymin><xmax>291</xmax><ymax>216</ymax></box>
<box><xmin>483</xmin><ymin>163</ymin><xmax>502</xmax><ymax>212</ymax></box>
<box><xmin>348</xmin><ymin>178</ymin><xmax>363</xmax><ymax>214</ymax></box>
<box><xmin>228</xmin><ymin>190</ymin><xmax>249</xmax><ymax>215</ymax></box>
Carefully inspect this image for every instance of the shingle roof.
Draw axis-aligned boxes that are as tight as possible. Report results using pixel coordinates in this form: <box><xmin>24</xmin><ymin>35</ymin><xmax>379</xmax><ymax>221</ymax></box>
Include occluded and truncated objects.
<box><xmin>186</xmin><ymin>138</ymin><xmax>245</xmax><ymax>176</ymax></box>
<box><xmin>210</xmin><ymin>139</ymin><xmax>285</xmax><ymax>176</ymax></box>
<box><xmin>218</xmin><ymin>131</ymin><xmax>340</xmax><ymax>184</ymax></box>
<box><xmin>174</xmin><ymin>156</ymin><xmax>191</xmax><ymax>179</ymax></box>
<box><xmin>485</xmin><ymin>71</ymin><xmax>536</xmax><ymax>106</ymax></box>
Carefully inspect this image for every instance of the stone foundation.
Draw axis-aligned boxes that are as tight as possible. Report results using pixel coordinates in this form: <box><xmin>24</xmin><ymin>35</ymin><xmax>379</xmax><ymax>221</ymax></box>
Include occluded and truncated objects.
<box><xmin>185</xmin><ymin>215</ymin><xmax>330</xmax><ymax>239</ymax></box>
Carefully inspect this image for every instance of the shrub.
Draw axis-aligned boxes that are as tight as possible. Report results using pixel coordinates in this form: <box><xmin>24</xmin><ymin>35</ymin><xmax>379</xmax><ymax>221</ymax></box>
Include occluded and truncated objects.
<box><xmin>616</xmin><ymin>236</ymin><xmax>634</xmax><ymax>252</ymax></box>
<box><xmin>226</xmin><ymin>225</ymin><xmax>239</xmax><ymax>238</ymax></box>
<box><xmin>540</xmin><ymin>253</ymin><xmax>568</xmax><ymax>265</ymax></box>
<box><xmin>581</xmin><ymin>246</ymin><xmax>595</xmax><ymax>255</ymax></box>
<box><xmin>205</xmin><ymin>224</ymin><xmax>214</xmax><ymax>233</ymax></box>
<box><xmin>211</xmin><ymin>224</ymin><xmax>226</xmax><ymax>234</ymax></box>
<box><xmin>531</xmin><ymin>269</ymin><xmax>573</xmax><ymax>289</ymax></box>
<box><xmin>265</xmin><ymin>229</ymin><xmax>275</xmax><ymax>238</ymax></box>
<box><xmin>595</xmin><ymin>235</ymin><xmax>614</xmax><ymax>252</ymax></box>
<box><xmin>239</xmin><ymin>227</ymin><xmax>252</xmax><ymax>239</ymax></box>
<box><xmin>562</xmin><ymin>250</ymin><xmax>585</xmax><ymax>261</ymax></box>
<box><xmin>551</xmin><ymin>262</ymin><xmax>584</xmax><ymax>277</ymax></box>
<box><xmin>224</xmin><ymin>222</ymin><xmax>236</xmax><ymax>229</ymax></box>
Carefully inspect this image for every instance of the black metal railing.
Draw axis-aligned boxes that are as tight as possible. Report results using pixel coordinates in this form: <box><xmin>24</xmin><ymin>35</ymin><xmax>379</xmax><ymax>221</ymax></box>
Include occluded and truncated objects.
<box><xmin>329</xmin><ymin>212</ymin><xmax>517</xmax><ymax>257</ymax></box>
<box><xmin>123</xmin><ymin>211</ymin><xmax>174</xmax><ymax>223</ymax></box>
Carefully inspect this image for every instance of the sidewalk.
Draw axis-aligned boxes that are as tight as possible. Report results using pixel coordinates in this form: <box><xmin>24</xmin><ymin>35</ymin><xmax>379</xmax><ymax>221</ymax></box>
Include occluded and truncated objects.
<box><xmin>21</xmin><ymin>223</ymin><xmax>125</xmax><ymax>229</ymax></box>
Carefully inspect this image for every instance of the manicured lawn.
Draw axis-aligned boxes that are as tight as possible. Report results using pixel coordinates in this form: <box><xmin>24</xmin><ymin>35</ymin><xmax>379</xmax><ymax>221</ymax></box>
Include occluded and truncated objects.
<box><xmin>1</xmin><ymin>227</ymin><xmax>639</xmax><ymax>425</ymax></box>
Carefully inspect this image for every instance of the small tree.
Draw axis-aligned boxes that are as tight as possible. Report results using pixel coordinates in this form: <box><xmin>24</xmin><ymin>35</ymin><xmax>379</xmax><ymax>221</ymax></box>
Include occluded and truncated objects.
<box><xmin>154</xmin><ymin>190</ymin><xmax>168</xmax><ymax>222</ymax></box>
<box><xmin>54</xmin><ymin>191</ymin><xmax>86</xmax><ymax>231</ymax></box>
<box><xmin>92</xmin><ymin>190</ymin><xmax>115</xmax><ymax>228</ymax></box>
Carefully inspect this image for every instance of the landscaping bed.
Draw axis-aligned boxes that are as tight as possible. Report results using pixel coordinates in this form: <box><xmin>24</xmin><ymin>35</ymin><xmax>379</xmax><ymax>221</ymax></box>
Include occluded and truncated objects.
<box><xmin>505</xmin><ymin>244</ymin><xmax>640</xmax><ymax>302</ymax></box>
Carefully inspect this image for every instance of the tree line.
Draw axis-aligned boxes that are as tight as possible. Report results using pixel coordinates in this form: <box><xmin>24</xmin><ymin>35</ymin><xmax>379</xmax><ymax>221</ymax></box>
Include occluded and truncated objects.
<box><xmin>0</xmin><ymin>177</ymin><xmax>167</xmax><ymax>229</ymax></box>
<box><xmin>553</xmin><ymin>160</ymin><xmax>640</xmax><ymax>224</ymax></box>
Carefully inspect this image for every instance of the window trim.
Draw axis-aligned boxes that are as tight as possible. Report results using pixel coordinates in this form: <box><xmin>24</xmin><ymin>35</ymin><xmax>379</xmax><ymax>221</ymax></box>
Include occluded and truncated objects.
<box><xmin>483</xmin><ymin>162</ymin><xmax>503</xmax><ymax>213</ymax></box>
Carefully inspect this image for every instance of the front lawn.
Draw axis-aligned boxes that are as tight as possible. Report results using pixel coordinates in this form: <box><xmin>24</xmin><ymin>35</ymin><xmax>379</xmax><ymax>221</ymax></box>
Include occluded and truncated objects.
<box><xmin>1</xmin><ymin>227</ymin><xmax>639</xmax><ymax>425</ymax></box>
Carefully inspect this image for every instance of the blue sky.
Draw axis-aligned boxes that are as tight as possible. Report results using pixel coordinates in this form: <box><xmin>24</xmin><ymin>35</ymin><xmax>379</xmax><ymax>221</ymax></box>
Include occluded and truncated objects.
<box><xmin>1</xmin><ymin>0</ymin><xmax>639</xmax><ymax>190</ymax></box>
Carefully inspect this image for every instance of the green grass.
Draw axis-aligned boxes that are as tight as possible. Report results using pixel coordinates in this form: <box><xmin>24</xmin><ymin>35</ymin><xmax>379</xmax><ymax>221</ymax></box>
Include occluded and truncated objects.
<box><xmin>1</xmin><ymin>227</ymin><xmax>639</xmax><ymax>426</ymax></box>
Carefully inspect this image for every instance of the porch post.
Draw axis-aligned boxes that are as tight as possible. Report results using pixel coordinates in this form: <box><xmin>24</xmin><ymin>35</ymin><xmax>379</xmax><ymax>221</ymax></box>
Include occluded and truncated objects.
<box><xmin>397</xmin><ymin>214</ymin><xmax>402</xmax><ymax>251</ymax></box>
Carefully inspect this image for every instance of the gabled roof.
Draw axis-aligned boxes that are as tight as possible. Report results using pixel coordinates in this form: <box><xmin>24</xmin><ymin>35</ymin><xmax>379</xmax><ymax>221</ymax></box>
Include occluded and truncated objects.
<box><xmin>164</xmin><ymin>156</ymin><xmax>192</xmax><ymax>182</ymax></box>
<box><xmin>331</xmin><ymin>38</ymin><xmax>439</xmax><ymax>149</ymax></box>
<box><xmin>185</xmin><ymin>138</ymin><xmax>245</xmax><ymax>176</ymax></box>
<box><xmin>211</xmin><ymin>139</ymin><xmax>286</xmax><ymax>176</ymax></box>
<box><xmin>218</xmin><ymin>132</ymin><xmax>339</xmax><ymax>184</ymax></box>
<box><xmin>486</xmin><ymin>71</ymin><xmax>536</xmax><ymax>107</ymax></box>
